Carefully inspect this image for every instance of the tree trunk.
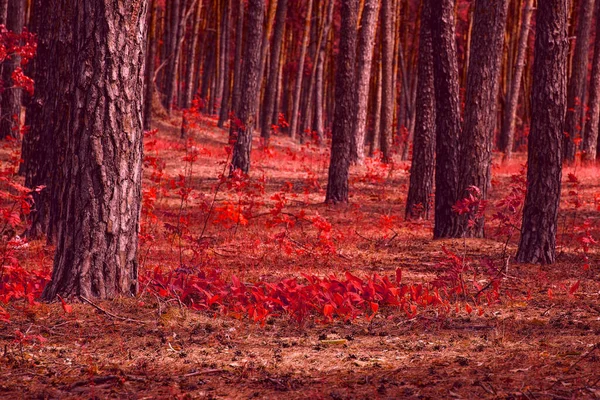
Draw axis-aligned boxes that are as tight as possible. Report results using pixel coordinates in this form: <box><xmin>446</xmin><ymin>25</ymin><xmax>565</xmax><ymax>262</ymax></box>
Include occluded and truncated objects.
<box><xmin>325</xmin><ymin>0</ymin><xmax>359</xmax><ymax>203</ymax></box>
<box><xmin>430</xmin><ymin>0</ymin><xmax>462</xmax><ymax>239</ymax></box>
<box><xmin>564</xmin><ymin>0</ymin><xmax>595</xmax><ymax>163</ymax></box>
<box><xmin>516</xmin><ymin>0</ymin><xmax>568</xmax><ymax>265</ymax></box>
<box><xmin>163</xmin><ymin>0</ymin><xmax>181</xmax><ymax>114</ymax></box>
<box><xmin>313</xmin><ymin>0</ymin><xmax>334</xmax><ymax>145</ymax></box>
<box><xmin>369</xmin><ymin>56</ymin><xmax>382</xmax><ymax>157</ymax></box>
<box><xmin>458</xmin><ymin>0</ymin><xmax>509</xmax><ymax>237</ymax></box>
<box><xmin>230</xmin><ymin>0</ymin><xmax>264</xmax><ymax>173</ymax></box>
<box><xmin>230</xmin><ymin>0</ymin><xmax>245</xmax><ymax>117</ymax></box>
<box><xmin>289</xmin><ymin>0</ymin><xmax>314</xmax><ymax>140</ymax></box>
<box><xmin>143</xmin><ymin>0</ymin><xmax>158</xmax><ymax>130</ymax></box>
<box><xmin>0</xmin><ymin>0</ymin><xmax>25</xmax><ymax>140</ymax></box>
<box><xmin>379</xmin><ymin>0</ymin><xmax>394</xmax><ymax>162</ymax></box>
<box><xmin>256</xmin><ymin>0</ymin><xmax>278</xmax><ymax>125</ymax></box>
<box><xmin>261</xmin><ymin>0</ymin><xmax>288</xmax><ymax>144</ymax></box>
<box><xmin>406</xmin><ymin>1</ymin><xmax>435</xmax><ymax>220</ymax></box>
<box><xmin>218</xmin><ymin>0</ymin><xmax>233</xmax><ymax>128</ymax></box>
<box><xmin>183</xmin><ymin>0</ymin><xmax>203</xmax><ymax>110</ymax></box>
<box><xmin>499</xmin><ymin>0</ymin><xmax>534</xmax><ymax>160</ymax></box>
<box><xmin>40</xmin><ymin>0</ymin><xmax>148</xmax><ymax>300</ymax></box>
<box><xmin>0</xmin><ymin>0</ymin><xmax>7</xmax><ymax>24</ymax></box>
<box><xmin>353</xmin><ymin>0</ymin><xmax>380</xmax><ymax>163</ymax></box>
<box><xmin>582</xmin><ymin>0</ymin><xmax>600</xmax><ymax>162</ymax></box>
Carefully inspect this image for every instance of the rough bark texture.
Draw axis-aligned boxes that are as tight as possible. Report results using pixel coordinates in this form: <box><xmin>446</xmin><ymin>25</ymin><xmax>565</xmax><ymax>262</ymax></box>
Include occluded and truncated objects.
<box><xmin>325</xmin><ymin>0</ymin><xmax>358</xmax><ymax>203</ymax></box>
<box><xmin>563</xmin><ymin>0</ymin><xmax>595</xmax><ymax>163</ymax></box>
<box><xmin>0</xmin><ymin>0</ymin><xmax>7</xmax><ymax>25</ymax></box>
<box><xmin>41</xmin><ymin>0</ymin><xmax>148</xmax><ymax>300</ymax></box>
<box><xmin>230</xmin><ymin>0</ymin><xmax>264</xmax><ymax>174</ymax></box>
<box><xmin>516</xmin><ymin>0</ymin><xmax>568</xmax><ymax>265</ymax></box>
<box><xmin>289</xmin><ymin>0</ymin><xmax>313</xmax><ymax>140</ymax></box>
<box><xmin>261</xmin><ymin>0</ymin><xmax>288</xmax><ymax>144</ymax></box>
<box><xmin>0</xmin><ymin>0</ymin><xmax>25</xmax><ymax>140</ymax></box>
<box><xmin>406</xmin><ymin>1</ymin><xmax>435</xmax><ymax>220</ymax></box>
<box><xmin>582</xmin><ymin>0</ymin><xmax>600</xmax><ymax>162</ymax></box>
<box><xmin>353</xmin><ymin>0</ymin><xmax>380</xmax><ymax>163</ymax></box>
<box><xmin>379</xmin><ymin>0</ymin><xmax>394</xmax><ymax>163</ymax></box>
<box><xmin>500</xmin><ymin>0</ymin><xmax>534</xmax><ymax>160</ymax></box>
<box><xmin>143</xmin><ymin>0</ymin><xmax>158</xmax><ymax>130</ymax></box>
<box><xmin>459</xmin><ymin>0</ymin><xmax>509</xmax><ymax>237</ymax></box>
<box><xmin>430</xmin><ymin>0</ymin><xmax>462</xmax><ymax>239</ymax></box>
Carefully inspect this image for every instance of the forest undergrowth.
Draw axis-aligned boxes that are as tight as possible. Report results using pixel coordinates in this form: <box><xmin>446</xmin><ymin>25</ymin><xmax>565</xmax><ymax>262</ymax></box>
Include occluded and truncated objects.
<box><xmin>0</xmin><ymin>114</ymin><xmax>599</xmax><ymax>399</ymax></box>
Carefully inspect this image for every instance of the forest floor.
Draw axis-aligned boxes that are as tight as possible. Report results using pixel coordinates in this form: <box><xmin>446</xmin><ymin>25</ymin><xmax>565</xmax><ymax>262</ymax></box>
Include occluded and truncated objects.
<box><xmin>1</xmin><ymin>114</ymin><xmax>600</xmax><ymax>399</ymax></box>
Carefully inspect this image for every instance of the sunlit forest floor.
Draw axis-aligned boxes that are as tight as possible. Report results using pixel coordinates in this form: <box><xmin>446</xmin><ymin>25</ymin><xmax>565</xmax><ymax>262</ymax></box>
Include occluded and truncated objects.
<box><xmin>1</xmin><ymin>114</ymin><xmax>599</xmax><ymax>399</ymax></box>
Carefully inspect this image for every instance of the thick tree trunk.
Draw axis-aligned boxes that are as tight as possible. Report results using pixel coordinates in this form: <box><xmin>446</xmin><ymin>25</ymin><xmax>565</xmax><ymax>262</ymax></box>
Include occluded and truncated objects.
<box><xmin>289</xmin><ymin>0</ymin><xmax>313</xmax><ymax>140</ymax></box>
<box><xmin>499</xmin><ymin>0</ymin><xmax>534</xmax><ymax>160</ymax></box>
<box><xmin>0</xmin><ymin>0</ymin><xmax>25</xmax><ymax>140</ymax></box>
<box><xmin>406</xmin><ymin>1</ymin><xmax>435</xmax><ymax>220</ymax></box>
<box><xmin>325</xmin><ymin>0</ymin><xmax>359</xmax><ymax>203</ymax></box>
<box><xmin>261</xmin><ymin>0</ymin><xmax>288</xmax><ymax>144</ymax></box>
<box><xmin>582</xmin><ymin>0</ymin><xmax>600</xmax><ymax>162</ymax></box>
<box><xmin>0</xmin><ymin>0</ymin><xmax>7</xmax><ymax>24</ymax></box>
<box><xmin>379</xmin><ymin>0</ymin><xmax>394</xmax><ymax>162</ymax></box>
<box><xmin>516</xmin><ymin>0</ymin><xmax>568</xmax><ymax>265</ymax></box>
<box><xmin>230</xmin><ymin>0</ymin><xmax>264</xmax><ymax>174</ymax></box>
<box><xmin>458</xmin><ymin>0</ymin><xmax>509</xmax><ymax>237</ymax></box>
<box><xmin>563</xmin><ymin>0</ymin><xmax>595</xmax><ymax>163</ymax></box>
<box><xmin>352</xmin><ymin>0</ymin><xmax>380</xmax><ymax>163</ymax></box>
<box><xmin>430</xmin><ymin>0</ymin><xmax>462</xmax><ymax>239</ymax></box>
<box><xmin>40</xmin><ymin>0</ymin><xmax>148</xmax><ymax>300</ymax></box>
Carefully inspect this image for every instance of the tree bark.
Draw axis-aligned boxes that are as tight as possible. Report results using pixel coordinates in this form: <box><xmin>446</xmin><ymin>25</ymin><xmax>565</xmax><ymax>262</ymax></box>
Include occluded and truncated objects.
<box><xmin>582</xmin><ymin>0</ymin><xmax>600</xmax><ymax>162</ymax></box>
<box><xmin>289</xmin><ymin>0</ymin><xmax>313</xmax><ymax>140</ymax></box>
<box><xmin>0</xmin><ymin>0</ymin><xmax>25</xmax><ymax>140</ymax></box>
<box><xmin>516</xmin><ymin>0</ymin><xmax>568</xmax><ymax>265</ymax></box>
<box><xmin>313</xmin><ymin>0</ymin><xmax>334</xmax><ymax>145</ymax></box>
<box><xmin>0</xmin><ymin>0</ymin><xmax>7</xmax><ymax>25</ymax></box>
<box><xmin>143</xmin><ymin>0</ymin><xmax>158</xmax><ymax>130</ymax></box>
<box><xmin>352</xmin><ymin>0</ymin><xmax>380</xmax><ymax>163</ymax></box>
<box><xmin>563</xmin><ymin>0</ymin><xmax>595</xmax><ymax>163</ymax></box>
<box><xmin>379</xmin><ymin>0</ymin><xmax>394</xmax><ymax>162</ymax></box>
<box><xmin>430</xmin><ymin>0</ymin><xmax>462</xmax><ymax>239</ymax></box>
<box><xmin>458</xmin><ymin>0</ymin><xmax>509</xmax><ymax>237</ymax></box>
<box><xmin>40</xmin><ymin>0</ymin><xmax>148</xmax><ymax>300</ymax></box>
<box><xmin>406</xmin><ymin>1</ymin><xmax>435</xmax><ymax>220</ymax></box>
<box><xmin>261</xmin><ymin>0</ymin><xmax>288</xmax><ymax>144</ymax></box>
<box><xmin>499</xmin><ymin>0</ymin><xmax>534</xmax><ymax>160</ymax></box>
<box><xmin>183</xmin><ymin>0</ymin><xmax>203</xmax><ymax>110</ymax></box>
<box><xmin>325</xmin><ymin>0</ymin><xmax>359</xmax><ymax>203</ymax></box>
<box><xmin>230</xmin><ymin>0</ymin><xmax>264</xmax><ymax>174</ymax></box>
<box><xmin>218</xmin><ymin>0</ymin><xmax>233</xmax><ymax>128</ymax></box>
<box><xmin>230</xmin><ymin>0</ymin><xmax>245</xmax><ymax>117</ymax></box>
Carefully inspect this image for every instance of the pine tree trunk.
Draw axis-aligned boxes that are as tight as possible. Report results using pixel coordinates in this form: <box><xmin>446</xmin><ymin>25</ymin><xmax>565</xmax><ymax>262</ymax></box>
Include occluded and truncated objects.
<box><xmin>459</xmin><ymin>0</ymin><xmax>509</xmax><ymax>237</ymax></box>
<box><xmin>430</xmin><ymin>0</ymin><xmax>462</xmax><ymax>239</ymax></box>
<box><xmin>499</xmin><ymin>0</ymin><xmax>534</xmax><ymax>160</ymax></box>
<box><xmin>183</xmin><ymin>0</ymin><xmax>203</xmax><ymax>110</ymax></box>
<box><xmin>379</xmin><ymin>0</ymin><xmax>394</xmax><ymax>162</ymax></box>
<box><xmin>289</xmin><ymin>0</ymin><xmax>314</xmax><ymax>140</ymax></box>
<box><xmin>0</xmin><ymin>0</ymin><xmax>25</xmax><ymax>140</ymax></box>
<box><xmin>325</xmin><ymin>0</ymin><xmax>358</xmax><ymax>203</ymax></box>
<box><xmin>230</xmin><ymin>0</ymin><xmax>264</xmax><ymax>173</ymax></box>
<box><xmin>564</xmin><ymin>0</ymin><xmax>595</xmax><ymax>163</ymax></box>
<box><xmin>0</xmin><ymin>0</ymin><xmax>7</xmax><ymax>24</ymax></box>
<box><xmin>369</xmin><ymin>57</ymin><xmax>382</xmax><ymax>157</ymax></box>
<box><xmin>261</xmin><ymin>0</ymin><xmax>288</xmax><ymax>144</ymax></box>
<box><xmin>144</xmin><ymin>0</ymin><xmax>158</xmax><ymax>130</ymax></box>
<box><xmin>256</xmin><ymin>0</ymin><xmax>278</xmax><ymax>125</ymax></box>
<box><xmin>40</xmin><ymin>0</ymin><xmax>148</xmax><ymax>300</ymax></box>
<box><xmin>313</xmin><ymin>0</ymin><xmax>334</xmax><ymax>145</ymax></box>
<box><xmin>406</xmin><ymin>1</ymin><xmax>435</xmax><ymax>220</ymax></box>
<box><xmin>582</xmin><ymin>0</ymin><xmax>600</xmax><ymax>162</ymax></box>
<box><xmin>218</xmin><ymin>0</ymin><xmax>232</xmax><ymax>128</ymax></box>
<box><xmin>230</xmin><ymin>0</ymin><xmax>245</xmax><ymax>117</ymax></box>
<box><xmin>163</xmin><ymin>0</ymin><xmax>181</xmax><ymax>114</ymax></box>
<box><xmin>353</xmin><ymin>0</ymin><xmax>380</xmax><ymax>163</ymax></box>
<box><xmin>516</xmin><ymin>0</ymin><xmax>568</xmax><ymax>265</ymax></box>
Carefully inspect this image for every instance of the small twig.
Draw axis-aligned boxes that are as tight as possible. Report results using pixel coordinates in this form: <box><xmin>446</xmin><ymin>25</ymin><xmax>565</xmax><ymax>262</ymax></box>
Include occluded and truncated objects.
<box><xmin>182</xmin><ymin>368</ymin><xmax>223</xmax><ymax>378</ymax></box>
<box><xmin>79</xmin><ymin>296</ymin><xmax>149</xmax><ymax>324</ymax></box>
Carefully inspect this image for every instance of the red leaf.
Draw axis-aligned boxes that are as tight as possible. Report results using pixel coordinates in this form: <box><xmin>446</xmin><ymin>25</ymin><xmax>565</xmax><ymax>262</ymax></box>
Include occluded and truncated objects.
<box><xmin>323</xmin><ymin>304</ymin><xmax>334</xmax><ymax>318</ymax></box>
<box><xmin>465</xmin><ymin>303</ymin><xmax>473</xmax><ymax>314</ymax></box>
<box><xmin>57</xmin><ymin>295</ymin><xmax>72</xmax><ymax>314</ymax></box>
<box><xmin>395</xmin><ymin>268</ymin><xmax>402</xmax><ymax>284</ymax></box>
<box><xmin>370</xmin><ymin>302</ymin><xmax>379</xmax><ymax>314</ymax></box>
<box><xmin>569</xmin><ymin>280</ymin><xmax>580</xmax><ymax>296</ymax></box>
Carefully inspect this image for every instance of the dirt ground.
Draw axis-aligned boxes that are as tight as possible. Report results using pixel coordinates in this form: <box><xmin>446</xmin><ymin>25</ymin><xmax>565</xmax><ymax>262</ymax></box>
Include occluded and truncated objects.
<box><xmin>1</xmin><ymin>115</ymin><xmax>599</xmax><ymax>399</ymax></box>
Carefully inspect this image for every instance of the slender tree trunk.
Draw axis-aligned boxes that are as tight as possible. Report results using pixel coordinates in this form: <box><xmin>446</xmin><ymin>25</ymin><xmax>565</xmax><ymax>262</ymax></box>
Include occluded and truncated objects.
<box><xmin>218</xmin><ymin>0</ymin><xmax>233</xmax><ymax>128</ymax></box>
<box><xmin>458</xmin><ymin>0</ymin><xmax>509</xmax><ymax>237</ymax></box>
<box><xmin>325</xmin><ymin>0</ymin><xmax>359</xmax><ymax>203</ymax></box>
<box><xmin>313</xmin><ymin>0</ymin><xmax>334</xmax><ymax>145</ymax></box>
<box><xmin>353</xmin><ymin>0</ymin><xmax>380</xmax><ymax>163</ymax></box>
<box><xmin>163</xmin><ymin>0</ymin><xmax>181</xmax><ymax>114</ymax></box>
<box><xmin>430</xmin><ymin>0</ymin><xmax>462</xmax><ymax>239</ymax></box>
<box><xmin>564</xmin><ymin>0</ymin><xmax>595</xmax><ymax>163</ymax></box>
<box><xmin>40</xmin><ymin>0</ymin><xmax>148</xmax><ymax>300</ymax></box>
<box><xmin>0</xmin><ymin>0</ymin><xmax>25</xmax><ymax>140</ymax></box>
<box><xmin>261</xmin><ymin>0</ymin><xmax>288</xmax><ymax>144</ymax></box>
<box><xmin>183</xmin><ymin>0</ymin><xmax>204</xmax><ymax>109</ymax></box>
<box><xmin>144</xmin><ymin>0</ymin><xmax>158</xmax><ymax>130</ymax></box>
<box><xmin>516</xmin><ymin>0</ymin><xmax>568</xmax><ymax>265</ymax></box>
<box><xmin>379</xmin><ymin>0</ymin><xmax>394</xmax><ymax>162</ymax></box>
<box><xmin>214</xmin><ymin>0</ymin><xmax>228</xmax><ymax>116</ymax></box>
<box><xmin>256</xmin><ymin>0</ymin><xmax>278</xmax><ymax>124</ymax></box>
<box><xmin>500</xmin><ymin>0</ymin><xmax>534</xmax><ymax>160</ymax></box>
<box><xmin>406</xmin><ymin>1</ymin><xmax>435</xmax><ymax>220</ymax></box>
<box><xmin>369</xmin><ymin>56</ymin><xmax>383</xmax><ymax>157</ymax></box>
<box><xmin>230</xmin><ymin>0</ymin><xmax>245</xmax><ymax>117</ymax></box>
<box><xmin>230</xmin><ymin>0</ymin><xmax>264</xmax><ymax>173</ymax></box>
<box><xmin>289</xmin><ymin>0</ymin><xmax>314</xmax><ymax>140</ymax></box>
<box><xmin>582</xmin><ymin>0</ymin><xmax>600</xmax><ymax>162</ymax></box>
<box><xmin>0</xmin><ymin>0</ymin><xmax>7</xmax><ymax>25</ymax></box>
